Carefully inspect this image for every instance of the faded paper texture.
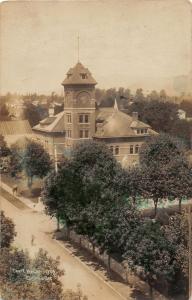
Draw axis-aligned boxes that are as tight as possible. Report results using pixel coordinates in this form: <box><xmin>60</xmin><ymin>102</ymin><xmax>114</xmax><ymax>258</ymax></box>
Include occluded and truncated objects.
<box><xmin>0</xmin><ymin>0</ymin><xmax>191</xmax><ymax>95</ymax></box>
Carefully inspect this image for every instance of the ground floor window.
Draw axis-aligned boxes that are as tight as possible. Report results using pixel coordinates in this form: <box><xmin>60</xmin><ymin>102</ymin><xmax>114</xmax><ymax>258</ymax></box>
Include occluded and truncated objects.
<box><xmin>79</xmin><ymin>129</ymin><xmax>89</xmax><ymax>138</ymax></box>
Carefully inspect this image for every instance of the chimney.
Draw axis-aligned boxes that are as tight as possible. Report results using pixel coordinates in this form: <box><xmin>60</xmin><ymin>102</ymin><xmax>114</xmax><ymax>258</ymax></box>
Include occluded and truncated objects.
<box><xmin>132</xmin><ymin>112</ymin><xmax>138</xmax><ymax>121</ymax></box>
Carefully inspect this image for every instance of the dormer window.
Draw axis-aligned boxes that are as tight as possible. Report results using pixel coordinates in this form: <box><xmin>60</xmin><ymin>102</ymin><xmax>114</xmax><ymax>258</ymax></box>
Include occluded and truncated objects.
<box><xmin>80</xmin><ymin>73</ymin><xmax>88</xmax><ymax>79</ymax></box>
<box><xmin>136</xmin><ymin>128</ymin><xmax>148</xmax><ymax>135</ymax></box>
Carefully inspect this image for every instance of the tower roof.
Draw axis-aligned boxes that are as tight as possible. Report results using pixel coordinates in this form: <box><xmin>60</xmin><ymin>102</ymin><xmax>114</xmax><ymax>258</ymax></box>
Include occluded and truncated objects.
<box><xmin>62</xmin><ymin>62</ymin><xmax>97</xmax><ymax>86</ymax></box>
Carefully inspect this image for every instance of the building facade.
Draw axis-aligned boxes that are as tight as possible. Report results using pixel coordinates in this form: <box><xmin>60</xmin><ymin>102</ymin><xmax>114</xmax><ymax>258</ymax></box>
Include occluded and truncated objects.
<box><xmin>33</xmin><ymin>62</ymin><xmax>157</xmax><ymax>167</ymax></box>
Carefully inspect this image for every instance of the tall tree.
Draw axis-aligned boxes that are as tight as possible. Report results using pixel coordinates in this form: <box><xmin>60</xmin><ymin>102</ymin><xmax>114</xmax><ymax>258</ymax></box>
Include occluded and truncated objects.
<box><xmin>23</xmin><ymin>102</ymin><xmax>41</xmax><ymax>127</ymax></box>
<box><xmin>140</xmin><ymin>134</ymin><xmax>187</xmax><ymax>214</ymax></box>
<box><xmin>0</xmin><ymin>135</ymin><xmax>10</xmax><ymax>157</ymax></box>
<box><xmin>0</xmin><ymin>103</ymin><xmax>10</xmax><ymax>121</ymax></box>
<box><xmin>124</xmin><ymin>219</ymin><xmax>179</xmax><ymax>299</ymax></box>
<box><xmin>0</xmin><ymin>211</ymin><xmax>16</xmax><ymax>248</ymax></box>
<box><xmin>23</xmin><ymin>141</ymin><xmax>52</xmax><ymax>188</ymax></box>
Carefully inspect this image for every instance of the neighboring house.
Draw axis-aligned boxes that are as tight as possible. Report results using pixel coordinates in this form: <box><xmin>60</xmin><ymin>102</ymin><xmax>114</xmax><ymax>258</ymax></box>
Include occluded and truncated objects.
<box><xmin>7</xmin><ymin>100</ymin><xmax>25</xmax><ymax>120</ymax></box>
<box><xmin>33</xmin><ymin>112</ymin><xmax>65</xmax><ymax>157</ymax></box>
<box><xmin>33</xmin><ymin>61</ymin><xmax>157</xmax><ymax>166</ymax></box>
<box><xmin>0</xmin><ymin>120</ymin><xmax>33</xmax><ymax>146</ymax></box>
<box><xmin>178</xmin><ymin>109</ymin><xmax>186</xmax><ymax>120</ymax></box>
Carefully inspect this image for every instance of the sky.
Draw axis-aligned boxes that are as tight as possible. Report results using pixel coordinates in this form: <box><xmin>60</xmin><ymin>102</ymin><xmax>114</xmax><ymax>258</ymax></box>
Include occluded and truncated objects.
<box><xmin>0</xmin><ymin>0</ymin><xmax>191</xmax><ymax>95</ymax></box>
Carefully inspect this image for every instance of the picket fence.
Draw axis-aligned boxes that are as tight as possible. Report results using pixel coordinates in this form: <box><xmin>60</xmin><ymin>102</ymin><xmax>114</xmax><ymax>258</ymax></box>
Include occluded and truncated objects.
<box><xmin>57</xmin><ymin>227</ymin><xmax>167</xmax><ymax>300</ymax></box>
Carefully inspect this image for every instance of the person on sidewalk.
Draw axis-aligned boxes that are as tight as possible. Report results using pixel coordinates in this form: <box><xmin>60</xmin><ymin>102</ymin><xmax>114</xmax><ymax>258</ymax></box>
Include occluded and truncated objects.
<box><xmin>31</xmin><ymin>234</ymin><xmax>35</xmax><ymax>246</ymax></box>
<box><xmin>12</xmin><ymin>184</ymin><xmax>18</xmax><ymax>196</ymax></box>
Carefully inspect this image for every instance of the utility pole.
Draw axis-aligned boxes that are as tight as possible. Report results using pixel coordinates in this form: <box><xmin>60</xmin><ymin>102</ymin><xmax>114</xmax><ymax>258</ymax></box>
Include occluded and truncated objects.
<box><xmin>53</xmin><ymin>142</ymin><xmax>65</xmax><ymax>231</ymax></box>
<box><xmin>54</xmin><ymin>144</ymin><xmax>58</xmax><ymax>174</ymax></box>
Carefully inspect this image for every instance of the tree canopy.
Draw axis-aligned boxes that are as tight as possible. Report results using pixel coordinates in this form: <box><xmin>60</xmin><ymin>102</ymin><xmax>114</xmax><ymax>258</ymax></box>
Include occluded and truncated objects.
<box><xmin>23</xmin><ymin>140</ymin><xmax>52</xmax><ymax>187</ymax></box>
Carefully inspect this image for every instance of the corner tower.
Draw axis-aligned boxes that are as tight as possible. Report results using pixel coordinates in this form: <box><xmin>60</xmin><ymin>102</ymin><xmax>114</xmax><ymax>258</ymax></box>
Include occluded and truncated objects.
<box><xmin>62</xmin><ymin>62</ymin><xmax>97</xmax><ymax>147</ymax></box>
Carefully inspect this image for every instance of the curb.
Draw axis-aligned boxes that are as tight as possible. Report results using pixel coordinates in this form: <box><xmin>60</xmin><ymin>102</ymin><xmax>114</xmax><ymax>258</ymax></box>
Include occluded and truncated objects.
<box><xmin>54</xmin><ymin>239</ymin><xmax>129</xmax><ymax>300</ymax></box>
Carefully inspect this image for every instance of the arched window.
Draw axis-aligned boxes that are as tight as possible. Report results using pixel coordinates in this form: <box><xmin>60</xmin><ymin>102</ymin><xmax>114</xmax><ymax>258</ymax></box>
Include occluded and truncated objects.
<box><xmin>135</xmin><ymin>144</ymin><xmax>139</xmax><ymax>154</ymax></box>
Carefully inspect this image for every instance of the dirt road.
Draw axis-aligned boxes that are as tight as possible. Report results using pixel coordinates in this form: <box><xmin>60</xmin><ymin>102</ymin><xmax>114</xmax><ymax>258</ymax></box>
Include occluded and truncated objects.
<box><xmin>0</xmin><ymin>191</ymin><xmax>134</xmax><ymax>300</ymax></box>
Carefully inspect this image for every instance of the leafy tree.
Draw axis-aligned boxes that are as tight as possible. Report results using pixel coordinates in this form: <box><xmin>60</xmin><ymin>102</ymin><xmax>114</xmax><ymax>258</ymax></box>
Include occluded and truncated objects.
<box><xmin>43</xmin><ymin>141</ymin><xmax>128</xmax><ymax>234</ymax></box>
<box><xmin>23</xmin><ymin>102</ymin><xmax>41</xmax><ymax>127</ymax></box>
<box><xmin>0</xmin><ymin>134</ymin><xmax>10</xmax><ymax>157</ymax></box>
<box><xmin>0</xmin><ymin>103</ymin><xmax>10</xmax><ymax>121</ymax></box>
<box><xmin>23</xmin><ymin>141</ymin><xmax>52</xmax><ymax>188</ymax></box>
<box><xmin>165</xmin><ymin>157</ymin><xmax>192</xmax><ymax>211</ymax></box>
<box><xmin>140</xmin><ymin>133</ymin><xmax>185</xmax><ymax>166</ymax></box>
<box><xmin>164</xmin><ymin>212</ymin><xmax>189</xmax><ymax>279</ymax></box>
<box><xmin>180</xmin><ymin>100</ymin><xmax>192</xmax><ymax>117</ymax></box>
<box><xmin>135</xmin><ymin>88</ymin><xmax>145</xmax><ymax>102</ymax></box>
<box><xmin>124</xmin><ymin>219</ymin><xmax>179</xmax><ymax>299</ymax></box>
<box><xmin>0</xmin><ymin>248</ymin><xmax>64</xmax><ymax>300</ymax></box>
<box><xmin>9</xmin><ymin>144</ymin><xmax>24</xmax><ymax>177</ymax></box>
<box><xmin>170</xmin><ymin>119</ymin><xmax>192</xmax><ymax>148</ymax></box>
<box><xmin>0</xmin><ymin>211</ymin><xmax>16</xmax><ymax>248</ymax></box>
<box><xmin>140</xmin><ymin>134</ymin><xmax>187</xmax><ymax>214</ymax></box>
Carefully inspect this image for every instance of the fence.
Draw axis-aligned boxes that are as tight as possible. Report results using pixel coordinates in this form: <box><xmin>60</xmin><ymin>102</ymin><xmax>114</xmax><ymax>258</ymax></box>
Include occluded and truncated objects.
<box><xmin>57</xmin><ymin>227</ymin><xmax>167</xmax><ymax>300</ymax></box>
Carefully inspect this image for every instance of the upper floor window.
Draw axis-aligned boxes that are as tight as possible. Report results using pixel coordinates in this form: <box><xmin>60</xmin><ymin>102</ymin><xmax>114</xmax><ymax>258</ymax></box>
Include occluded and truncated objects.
<box><xmin>67</xmin><ymin>74</ymin><xmax>72</xmax><ymax>78</ymax></box>
<box><xmin>136</xmin><ymin>128</ymin><xmax>148</xmax><ymax>134</ymax></box>
<box><xmin>79</xmin><ymin>114</ymin><xmax>89</xmax><ymax>123</ymax></box>
<box><xmin>110</xmin><ymin>146</ymin><xmax>113</xmax><ymax>153</ymax></box>
<box><xmin>66</xmin><ymin>113</ymin><xmax>72</xmax><ymax>123</ymax></box>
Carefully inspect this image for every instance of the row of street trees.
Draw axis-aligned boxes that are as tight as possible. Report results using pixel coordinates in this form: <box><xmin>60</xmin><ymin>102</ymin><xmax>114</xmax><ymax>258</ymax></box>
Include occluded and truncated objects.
<box><xmin>0</xmin><ymin>211</ymin><xmax>87</xmax><ymax>300</ymax></box>
<box><xmin>0</xmin><ymin>135</ymin><xmax>52</xmax><ymax>189</ymax></box>
<box><xmin>43</xmin><ymin>137</ymin><xmax>192</xmax><ymax>298</ymax></box>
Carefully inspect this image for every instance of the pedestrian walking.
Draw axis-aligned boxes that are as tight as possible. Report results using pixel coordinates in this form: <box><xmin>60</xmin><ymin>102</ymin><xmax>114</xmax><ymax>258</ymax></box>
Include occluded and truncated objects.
<box><xmin>12</xmin><ymin>184</ymin><xmax>18</xmax><ymax>196</ymax></box>
<box><xmin>31</xmin><ymin>234</ymin><xmax>35</xmax><ymax>246</ymax></box>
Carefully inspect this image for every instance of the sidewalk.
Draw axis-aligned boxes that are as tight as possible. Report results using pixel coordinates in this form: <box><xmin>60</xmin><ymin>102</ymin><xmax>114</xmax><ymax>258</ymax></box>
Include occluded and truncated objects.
<box><xmin>0</xmin><ymin>179</ymin><xmax>45</xmax><ymax>213</ymax></box>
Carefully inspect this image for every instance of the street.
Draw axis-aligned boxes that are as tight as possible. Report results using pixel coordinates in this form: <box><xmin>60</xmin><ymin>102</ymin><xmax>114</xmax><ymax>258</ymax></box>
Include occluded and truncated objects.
<box><xmin>0</xmin><ymin>189</ymin><xmax>134</xmax><ymax>300</ymax></box>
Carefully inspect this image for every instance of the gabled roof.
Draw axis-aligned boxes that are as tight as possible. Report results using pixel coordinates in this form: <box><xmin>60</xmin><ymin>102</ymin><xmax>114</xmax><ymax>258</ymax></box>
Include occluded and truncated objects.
<box><xmin>0</xmin><ymin>120</ymin><xmax>32</xmax><ymax>136</ymax></box>
<box><xmin>62</xmin><ymin>62</ymin><xmax>97</xmax><ymax>86</ymax></box>
<box><xmin>33</xmin><ymin>111</ymin><xmax>65</xmax><ymax>133</ymax></box>
<box><xmin>95</xmin><ymin>107</ymin><xmax>156</xmax><ymax>138</ymax></box>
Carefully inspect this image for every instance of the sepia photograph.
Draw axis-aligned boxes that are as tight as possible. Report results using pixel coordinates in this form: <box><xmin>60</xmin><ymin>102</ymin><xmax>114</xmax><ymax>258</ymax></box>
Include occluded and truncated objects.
<box><xmin>0</xmin><ymin>0</ymin><xmax>192</xmax><ymax>299</ymax></box>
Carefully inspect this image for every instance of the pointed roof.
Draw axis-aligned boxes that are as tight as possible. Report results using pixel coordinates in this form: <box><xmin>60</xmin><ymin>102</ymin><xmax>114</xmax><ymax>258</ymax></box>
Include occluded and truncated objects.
<box><xmin>62</xmin><ymin>62</ymin><xmax>97</xmax><ymax>86</ymax></box>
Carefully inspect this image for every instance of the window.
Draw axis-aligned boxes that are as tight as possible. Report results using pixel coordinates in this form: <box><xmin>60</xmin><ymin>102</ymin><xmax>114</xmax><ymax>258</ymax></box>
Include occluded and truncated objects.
<box><xmin>84</xmin><ymin>130</ymin><xmax>89</xmax><ymax>138</ymax></box>
<box><xmin>79</xmin><ymin>115</ymin><xmax>84</xmax><ymax>123</ymax></box>
<box><xmin>135</xmin><ymin>145</ymin><xmax>139</xmax><ymax>154</ymax></box>
<box><xmin>79</xmin><ymin>130</ymin><xmax>84</xmax><ymax>138</ymax></box>
<box><xmin>144</xmin><ymin>128</ymin><xmax>148</xmax><ymax>134</ymax></box>
<box><xmin>79</xmin><ymin>130</ymin><xmax>89</xmax><ymax>138</ymax></box>
<box><xmin>79</xmin><ymin>114</ymin><xmax>89</xmax><ymax>123</ymax></box>
<box><xmin>110</xmin><ymin>146</ymin><xmax>113</xmax><ymax>153</ymax></box>
<box><xmin>141</xmin><ymin>129</ymin><xmax>144</xmax><ymax>134</ymax></box>
<box><xmin>137</xmin><ymin>129</ymin><xmax>140</xmax><ymax>134</ymax></box>
<box><xmin>67</xmin><ymin>74</ymin><xmax>72</xmax><ymax>78</ymax></box>
<box><xmin>84</xmin><ymin>114</ymin><xmax>89</xmax><ymax>123</ymax></box>
<box><xmin>130</xmin><ymin>145</ymin><xmax>134</xmax><ymax>154</ymax></box>
<box><xmin>67</xmin><ymin>113</ymin><xmax>72</xmax><ymax>123</ymax></box>
<box><xmin>66</xmin><ymin>130</ymin><xmax>72</xmax><ymax>138</ymax></box>
<box><xmin>115</xmin><ymin>146</ymin><xmax>119</xmax><ymax>155</ymax></box>
<box><xmin>80</xmin><ymin>73</ymin><xmax>88</xmax><ymax>79</ymax></box>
